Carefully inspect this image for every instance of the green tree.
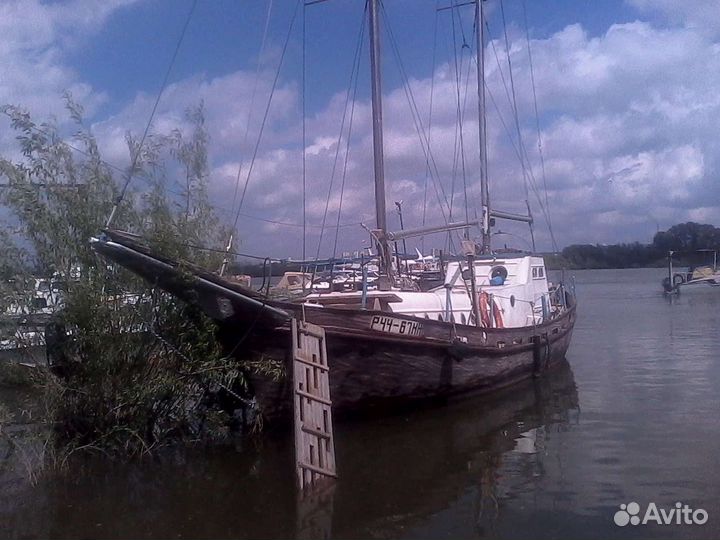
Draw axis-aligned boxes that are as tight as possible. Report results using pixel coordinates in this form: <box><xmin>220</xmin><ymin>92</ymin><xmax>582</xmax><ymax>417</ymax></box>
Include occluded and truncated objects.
<box><xmin>0</xmin><ymin>97</ymin><xmax>250</xmax><ymax>456</ymax></box>
<box><xmin>653</xmin><ymin>222</ymin><xmax>720</xmax><ymax>253</ymax></box>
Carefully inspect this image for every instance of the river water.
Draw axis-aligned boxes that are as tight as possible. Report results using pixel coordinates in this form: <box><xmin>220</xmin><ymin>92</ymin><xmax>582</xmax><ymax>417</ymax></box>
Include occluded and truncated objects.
<box><xmin>1</xmin><ymin>268</ymin><xmax>719</xmax><ymax>539</ymax></box>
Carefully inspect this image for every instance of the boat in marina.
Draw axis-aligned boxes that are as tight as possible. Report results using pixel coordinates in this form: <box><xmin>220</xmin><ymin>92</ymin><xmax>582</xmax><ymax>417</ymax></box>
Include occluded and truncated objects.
<box><xmin>1</xmin><ymin>277</ymin><xmax>64</xmax><ymax>355</ymax></box>
<box><xmin>662</xmin><ymin>249</ymin><xmax>720</xmax><ymax>293</ymax></box>
<box><xmin>91</xmin><ymin>0</ymin><xmax>576</xmax><ymax>423</ymax></box>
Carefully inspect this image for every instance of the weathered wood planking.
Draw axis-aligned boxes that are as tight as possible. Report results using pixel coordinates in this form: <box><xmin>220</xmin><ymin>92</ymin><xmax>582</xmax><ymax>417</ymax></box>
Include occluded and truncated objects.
<box><xmin>246</xmin><ymin>302</ymin><xmax>576</xmax><ymax>423</ymax></box>
<box><xmin>293</xmin><ymin>319</ymin><xmax>336</xmax><ymax>491</ymax></box>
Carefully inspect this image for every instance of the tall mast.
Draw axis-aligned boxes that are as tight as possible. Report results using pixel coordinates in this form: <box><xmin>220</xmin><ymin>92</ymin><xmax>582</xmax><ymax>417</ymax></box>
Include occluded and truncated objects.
<box><xmin>368</xmin><ymin>0</ymin><xmax>392</xmax><ymax>275</ymax></box>
<box><xmin>475</xmin><ymin>0</ymin><xmax>491</xmax><ymax>253</ymax></box>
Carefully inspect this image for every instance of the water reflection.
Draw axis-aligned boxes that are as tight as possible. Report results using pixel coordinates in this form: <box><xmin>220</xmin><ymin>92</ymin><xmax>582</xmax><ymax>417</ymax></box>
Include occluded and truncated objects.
<box><xmin>330</xmin><ymin>360</ymin><xmax>578</xmax><ymax>538</ymax></box>
<box><xmin>0</xmin><ymin>360</ymin><xmax>578</xmax><ymax>539</ymax></box>
<box><xmin>5</xmin><ymin>268</ymin><xmax>720</xmax><ymax>540</ymax></box>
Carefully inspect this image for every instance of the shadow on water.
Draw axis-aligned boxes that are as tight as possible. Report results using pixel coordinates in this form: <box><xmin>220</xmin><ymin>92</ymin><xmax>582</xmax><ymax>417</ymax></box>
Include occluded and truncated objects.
<box><xmin>0</xmin><ymin>360</ymin><xmax>578</xmax><ymax>540</ymax></box>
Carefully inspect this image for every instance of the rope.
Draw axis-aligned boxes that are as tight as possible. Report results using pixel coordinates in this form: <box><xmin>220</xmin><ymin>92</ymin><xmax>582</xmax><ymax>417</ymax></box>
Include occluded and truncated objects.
<box><xmin>106</xmin><ymin>0</ymin><xmax>198</xmax><ymax>228</ymax></box>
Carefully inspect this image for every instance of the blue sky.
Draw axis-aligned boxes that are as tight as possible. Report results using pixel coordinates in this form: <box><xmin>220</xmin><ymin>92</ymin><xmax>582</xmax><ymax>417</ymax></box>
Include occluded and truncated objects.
<box><xmin>1</xmin><ymin>0</ymin><xmax>719</xmax><ymax>259</ymax></box>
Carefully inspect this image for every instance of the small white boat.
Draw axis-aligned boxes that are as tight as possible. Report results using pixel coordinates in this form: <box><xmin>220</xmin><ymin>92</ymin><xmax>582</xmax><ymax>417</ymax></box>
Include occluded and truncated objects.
<box><xmin>662</xmin><ymin>250</ymin><xmax>720</xmax><ymax>293</ymax></box>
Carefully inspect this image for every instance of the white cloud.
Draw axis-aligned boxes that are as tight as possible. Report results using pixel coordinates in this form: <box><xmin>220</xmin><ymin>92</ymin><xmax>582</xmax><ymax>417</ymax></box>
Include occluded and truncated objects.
<box><xmin>3</xmin><ymin>1</ymin><xmax>720</xmax><ymax>257</ymax></box>
<box><xmin>0</xmin><ymin>0</ymin><xmax>140</xmax><ymax>116</ymax></box>
<box><xmin>627</xmin><ymin>0</ymin><xmax>720</xmax><ymax>36</ymax></box>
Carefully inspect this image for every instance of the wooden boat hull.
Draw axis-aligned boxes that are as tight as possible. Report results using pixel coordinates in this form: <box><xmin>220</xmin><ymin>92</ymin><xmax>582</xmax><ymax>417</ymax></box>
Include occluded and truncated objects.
<box><xmin>220</xmin><ymin>299</ymin><xmax>576</xmax><ymax>423</ymax></box>
<box><xmin>91</xmin><ymin>230</ymin><xmax>577</xmax><ymax>424</ymax></box>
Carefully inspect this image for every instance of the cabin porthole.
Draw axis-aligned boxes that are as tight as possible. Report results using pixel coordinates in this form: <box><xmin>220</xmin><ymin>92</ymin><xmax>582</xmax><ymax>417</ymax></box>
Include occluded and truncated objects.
<box><xmin>489</xmin><ymin>266</ymin><xmax>508</xmax><ymax>285</ymax></box>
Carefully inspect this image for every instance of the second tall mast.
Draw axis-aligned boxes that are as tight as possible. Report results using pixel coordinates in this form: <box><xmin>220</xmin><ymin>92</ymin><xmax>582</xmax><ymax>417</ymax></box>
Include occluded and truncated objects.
<box><xmin>368</xmin><ymin>0</ymin><xmax>392</xmax><ymax>275</ymax></box>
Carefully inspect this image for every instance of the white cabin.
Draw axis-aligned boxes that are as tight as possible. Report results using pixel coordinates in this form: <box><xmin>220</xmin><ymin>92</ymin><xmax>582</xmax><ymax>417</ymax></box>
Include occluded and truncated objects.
<box><xmin>386</xmin><ymin>255</ymin><xmax>550</xmax><ymax>328</ymax></box>
<box><xmin>301</xmin><ymin>254</ymin><xmax>557</xmax><ymax>329</ymax></box>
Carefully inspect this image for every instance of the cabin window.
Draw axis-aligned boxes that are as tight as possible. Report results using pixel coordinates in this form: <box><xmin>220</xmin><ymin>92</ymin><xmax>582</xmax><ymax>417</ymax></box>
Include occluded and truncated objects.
<box><xmin>532</xmin><ymin>267</ymin><xmax>538</xmax><ymax>278</ymax></box>
<box><xmin>532</xmin><ymin>267</ymin><xmax>544</xmax><ymax>280</ymax></box>
<box><xmin>424</xmin><ymin>313</ymin><xmax>430</xmax><ymax>319</ymax></box>
<box><xmin>539</xmin><ymin>267</ymin><xmax>544</xmax><ymax>278</ymax></box>
<box><xmin>438</xmin><ymin>314</ymin><xmax>444</xmax><ymax>322</ymax></box>
<box><xmin>461</xmin><ymin>313</ymin><xmax>466</xmax><ymax>325</ymax></box>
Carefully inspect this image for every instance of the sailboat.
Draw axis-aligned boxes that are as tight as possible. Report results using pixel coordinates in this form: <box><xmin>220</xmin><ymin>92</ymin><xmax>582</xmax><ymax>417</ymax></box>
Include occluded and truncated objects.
<box><xmin>91</xmin><ymin>0</ymin><xmax>576</xmax><ymax>423</ymax></box>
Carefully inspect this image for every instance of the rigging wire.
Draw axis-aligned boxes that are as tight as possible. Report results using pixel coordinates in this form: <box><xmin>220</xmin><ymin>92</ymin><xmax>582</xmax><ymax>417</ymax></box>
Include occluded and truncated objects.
<box><xmin>332</xmin><ymin>40</ymin><xmax>363</xmax><ymax>260</ymax></box>
<box><xmin>231</xmin><ymin>0</ymin><xmax>302</xmax><ymax>231</ymax></box>
<box><xmin>522</xmin><ymin>0</ymin><xmax>558</xmax><ymax>252</ymax></box>
<box><xmin>499</xmin><ymin>0</ymin><xmax>536</xmax><ymax>251</ymax></box>
<box><xmin>422</xmin><ymin>0</ymin><xmax>442</xmax><ymax>254</ymax></box>
<box><xmin>380</xmin><ymin>1</ymin><xmax>460</xmax><ymax>266</ymax></box>
<box><xmin>229</xmin><ymin>0</ymin><xmax>274</xmax><ymax>224</ymax></box>
<box><xmin>380</xmin><ymin>2</ymin><xmax>453</xmax><ymax>225</ymax></box>
<box><xmin>220</xmin><ymin>208</ymin><xmax>362</xmax><ymax>230</ymax></box>
<box><xmin>484</xmin><ymin>17</ymin><xmax>555</xmax><ymax>247</ymax></box>
<box><xmin>420</xmin><ymin>0</ymin><xmax>440</xmax><ymax>254</ymax></box>
<box><xmin>313</xmin><ymin>1</ymin><xmax>367</xmax><ymax>263</ymax></box>
<box><xmin>450</xmin><ymin>0</ymin><xmax>472</xmax><ymax>238</ymax></box>
<box><xmin>105</xmin><ymin>0</ymin><xmax>198</xmax><ymax>229</ymax></box>
<box><xmin>448</xmin><ymin>1</ymin><xmax>461</xmax><ymax>228</ymax></box>
<box><xmin>499</xmin><ymin>0</ymin><xmax>531</xmax><ymax>205</ymax></box>
<box><xmin>442</xmin><ymin>1</ymin><xmax>475</xmax><ymax>253</ymax></box>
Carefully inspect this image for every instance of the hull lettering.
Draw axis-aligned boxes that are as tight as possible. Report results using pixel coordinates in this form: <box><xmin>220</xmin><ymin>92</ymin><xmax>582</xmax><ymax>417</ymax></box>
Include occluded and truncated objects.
<box><xmin>370</xmin><ymin>315</ymin><xmax>424</xmax><ymax>337</ymax></box>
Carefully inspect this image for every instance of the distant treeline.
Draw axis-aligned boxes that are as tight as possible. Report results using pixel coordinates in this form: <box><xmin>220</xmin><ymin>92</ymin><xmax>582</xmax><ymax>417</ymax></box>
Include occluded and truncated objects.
<box><xmin>551</xmin><ymin>222</ymin><xmax>720</xmax><ymax>270</ymax></box>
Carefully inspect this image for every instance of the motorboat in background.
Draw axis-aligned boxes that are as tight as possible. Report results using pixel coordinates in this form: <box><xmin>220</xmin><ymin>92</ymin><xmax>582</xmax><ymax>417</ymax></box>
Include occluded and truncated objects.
<box><xmin>662</xmin><ymin>249</ymin><xmax>719</xmax><ymax>293</ymax></box>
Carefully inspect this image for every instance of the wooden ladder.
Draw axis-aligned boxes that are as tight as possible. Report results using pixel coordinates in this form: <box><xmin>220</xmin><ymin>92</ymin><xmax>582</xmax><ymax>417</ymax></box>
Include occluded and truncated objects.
<box><xmin>292</xmin><ymin>318</ymin><xmax>337</xmax><ymax>490</ymax></box>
